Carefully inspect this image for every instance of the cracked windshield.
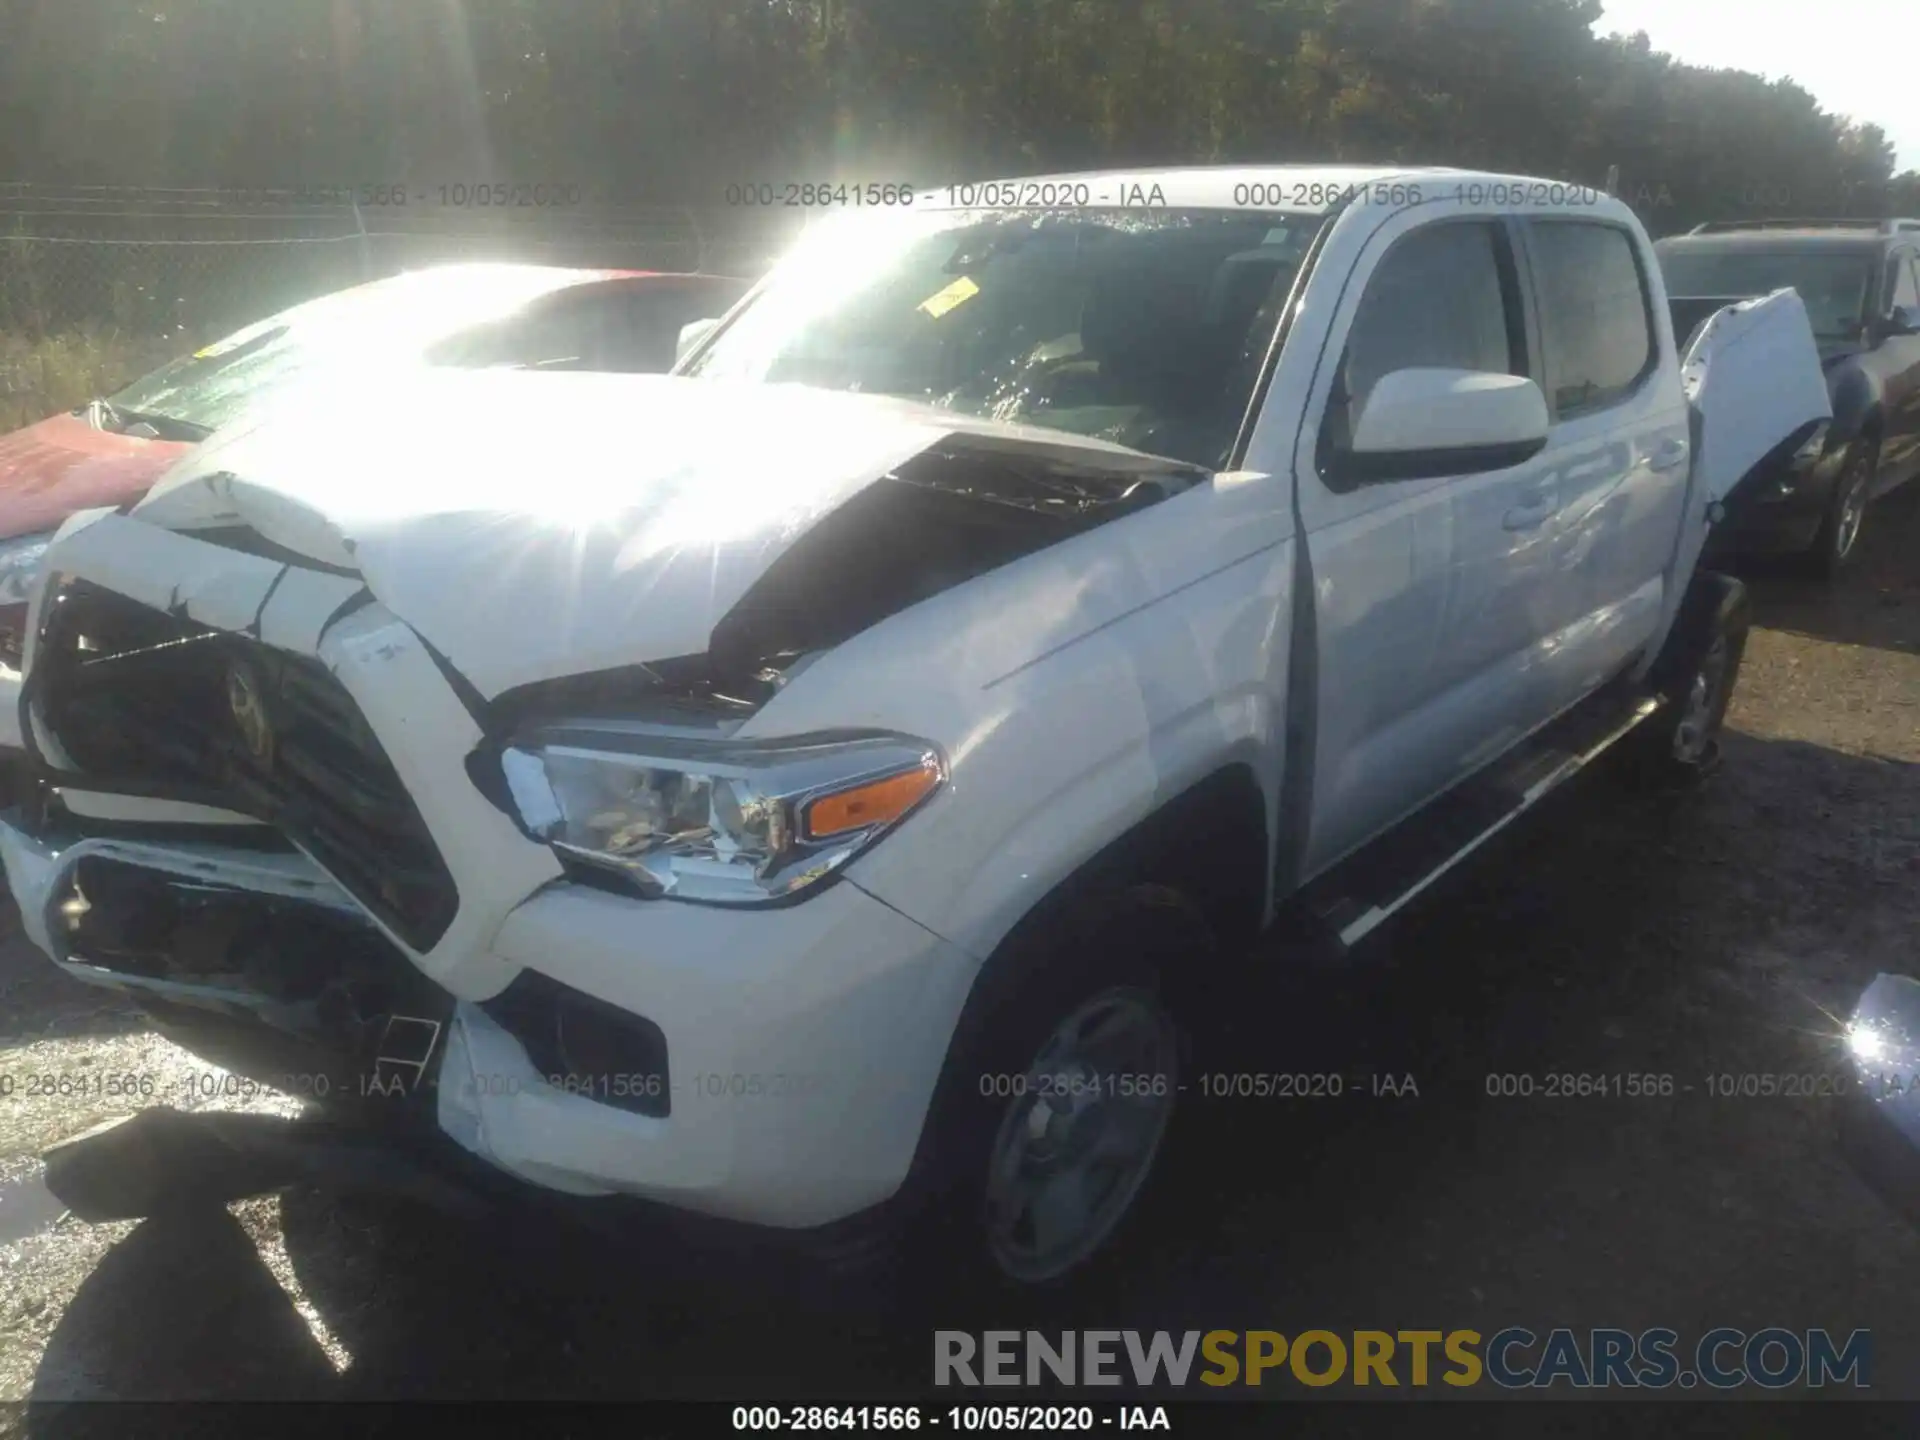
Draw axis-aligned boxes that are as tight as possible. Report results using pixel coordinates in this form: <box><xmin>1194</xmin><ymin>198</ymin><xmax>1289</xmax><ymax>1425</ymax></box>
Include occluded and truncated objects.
<box><xmin>685</xmin><ymin>210</ymin><xmax>1311</xmax><ymax>468</ymax></box>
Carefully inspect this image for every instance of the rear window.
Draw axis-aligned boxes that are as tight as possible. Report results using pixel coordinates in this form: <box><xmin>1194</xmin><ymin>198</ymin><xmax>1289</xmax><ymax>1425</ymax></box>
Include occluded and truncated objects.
<box><xmin>1528</xmin><ymin>221</ymin><xmax>1654</xmax><ymax>417</ymax></box>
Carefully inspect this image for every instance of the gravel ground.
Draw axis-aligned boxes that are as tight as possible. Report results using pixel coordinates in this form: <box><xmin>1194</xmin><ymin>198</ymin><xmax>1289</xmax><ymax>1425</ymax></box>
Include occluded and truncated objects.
<box><xmin>0</xmin><ymin>486</ymin><xmax>1916</xmax><ymax>1415</ymax></box>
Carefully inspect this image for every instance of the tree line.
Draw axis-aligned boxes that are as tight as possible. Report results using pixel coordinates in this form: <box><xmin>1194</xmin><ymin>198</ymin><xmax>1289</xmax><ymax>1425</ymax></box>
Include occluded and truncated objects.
<box><xmin>0</xmin><ymin>0</ymin><xmax>1914</xmax><ymax>235</ymax></box>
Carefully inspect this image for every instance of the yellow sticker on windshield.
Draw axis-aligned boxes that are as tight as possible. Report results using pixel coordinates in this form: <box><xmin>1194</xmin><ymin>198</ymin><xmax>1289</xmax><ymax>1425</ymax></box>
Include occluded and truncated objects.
<box><xmin>191</xmin><ymin>320</ymin><xmax>277</xmax><ymax>360</ymax></box>
<box><xmin>918</xmin><ymin>275</ymin><xmax>980</xmax><ymax>319</ymax></box>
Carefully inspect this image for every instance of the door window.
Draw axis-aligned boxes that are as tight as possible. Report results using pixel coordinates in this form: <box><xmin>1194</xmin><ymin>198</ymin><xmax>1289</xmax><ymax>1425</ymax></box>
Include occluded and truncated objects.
<box><xmin>1527</xmin><ymin>221</ymin><xmax>1654</xmax><ymax>418</ymax></box>
<box><xmin>1321</xmin><ymin>220</ymin><xmax>1523</xmax><ymax>464</ymax></box>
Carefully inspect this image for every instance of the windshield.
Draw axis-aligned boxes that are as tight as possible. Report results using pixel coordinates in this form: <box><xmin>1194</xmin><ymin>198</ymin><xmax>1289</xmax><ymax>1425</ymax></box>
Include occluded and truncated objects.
<box><xmin>102</xmin><ymin>265</ymin><xmax>604</xmax><ymax>435</ymax></box>
<box><xmin>682</xmin><ymin>208</ymin><xmax>1315</xmax><ymax>469</ymax></box>
<box><xmin>1657</xmin><ymin>246</ymin><xmax>1876</xmax><ymax>342</ymax></box>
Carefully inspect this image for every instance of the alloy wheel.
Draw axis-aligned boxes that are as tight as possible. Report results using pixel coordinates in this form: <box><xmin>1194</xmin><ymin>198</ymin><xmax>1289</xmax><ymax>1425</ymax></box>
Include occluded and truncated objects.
<box><xmin>981</xmin><ymin>987</ymin><xmax>1179</xmax><ymax>1284</ymax></box>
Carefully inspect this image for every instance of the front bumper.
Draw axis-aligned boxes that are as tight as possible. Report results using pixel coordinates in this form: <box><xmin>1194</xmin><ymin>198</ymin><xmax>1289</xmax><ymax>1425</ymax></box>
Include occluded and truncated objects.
<box><xmin>3</xmin><ymin>520</ymin><xmax>979</xmax><ymax>1230</ymax></box>
<box><xmin>0</xmin><ymin>811</ymin><xmax>971</xmax><ymax>1229</ymax></box>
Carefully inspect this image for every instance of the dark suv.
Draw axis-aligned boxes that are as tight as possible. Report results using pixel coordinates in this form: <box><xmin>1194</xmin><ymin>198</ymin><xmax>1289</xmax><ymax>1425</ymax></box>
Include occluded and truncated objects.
<box><xmin>1655</xmin><ymin>219</ymin><xmax>1920</xmax><ymax>577</ymax></box>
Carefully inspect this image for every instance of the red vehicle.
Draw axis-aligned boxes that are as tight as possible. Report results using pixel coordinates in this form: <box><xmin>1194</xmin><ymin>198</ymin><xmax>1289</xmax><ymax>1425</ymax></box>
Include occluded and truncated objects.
<box><xmin>0</xmin><ymin>263</ymin><xmax>751</xmax><ymax>748</ymax></box>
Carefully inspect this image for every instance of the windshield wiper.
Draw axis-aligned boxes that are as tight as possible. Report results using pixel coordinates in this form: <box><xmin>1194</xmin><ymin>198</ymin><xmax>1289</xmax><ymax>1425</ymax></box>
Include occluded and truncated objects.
<box><xmin>77</xmin><ymin>399</ymin><xmax>213</xmax><ymax>444</ymax></box>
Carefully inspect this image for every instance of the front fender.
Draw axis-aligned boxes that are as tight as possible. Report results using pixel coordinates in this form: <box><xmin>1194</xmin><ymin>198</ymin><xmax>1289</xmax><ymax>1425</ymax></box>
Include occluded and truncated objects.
<box><xmin>823</xmin><ymin>541</ymin><xmax>1291</xmax><ymax>962</ymax></box>
<box><xmin>1826</xmin><ymin>362</ymin><xmax>1882</xmax><ymax>447</ymax></box>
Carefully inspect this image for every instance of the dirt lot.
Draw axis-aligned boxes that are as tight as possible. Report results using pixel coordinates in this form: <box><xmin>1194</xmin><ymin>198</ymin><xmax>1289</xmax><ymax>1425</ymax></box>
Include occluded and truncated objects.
<box><xmin>0</xmin><ymin>488</ymin><xmax>1917</xmax><ymax>1415</ymax></box>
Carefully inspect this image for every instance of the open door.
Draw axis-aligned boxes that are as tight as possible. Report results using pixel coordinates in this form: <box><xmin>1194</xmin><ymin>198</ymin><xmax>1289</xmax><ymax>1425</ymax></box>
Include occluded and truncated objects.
<box><xmin>1658</xmin><ymin>288</ymin><xmax>1831</xmax><ymax>607</ymax></box>
<box><xmin>1681</xmin><ymin>287</ymin><xmax>1832</xmax><ymax>507</ymax></box>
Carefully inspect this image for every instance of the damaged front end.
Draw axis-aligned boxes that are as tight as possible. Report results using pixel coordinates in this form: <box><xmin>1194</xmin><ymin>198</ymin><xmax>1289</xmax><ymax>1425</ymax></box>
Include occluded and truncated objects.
<box><xmin>705</xmin><ymin>443</ymin><xmax>1190</xmax><ymax>694</ymax></box>
<box><xmin>28</xmin><ymin>577</ymin><xmax>459</xmax><ymax>950</ymax></box>
<box><xmin>483</xmin><ymin>439</ymin><xmax>1200</xmax><ymax>726</ymax></box>
<box><xmin>4</xmin><ymin>371</ymin><xmax>1204</xmax><ymax>1223</ymax></box>
<box><xmin>6</xmin><ymin>826</ymin><xmax>458</xmax><ymax>1128</ymax></box>
<box><xmin>459</xmin><ymin>442</ymin><xmax>1200</xmax><ymax>905</ymax></box>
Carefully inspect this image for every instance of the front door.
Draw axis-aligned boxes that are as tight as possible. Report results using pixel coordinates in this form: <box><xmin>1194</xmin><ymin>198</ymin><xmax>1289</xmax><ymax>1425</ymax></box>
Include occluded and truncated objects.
<box><xmin>1291</xmin><ymin>210</ymin><xmax>1568</xmax><ymax>879</ymax></box>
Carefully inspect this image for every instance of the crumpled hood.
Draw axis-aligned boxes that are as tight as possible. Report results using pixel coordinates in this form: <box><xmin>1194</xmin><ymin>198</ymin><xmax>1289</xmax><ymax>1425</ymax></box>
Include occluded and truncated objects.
<box><xmin>132</xmin><ymin>369</ymin><xmax>1190</xmax><ymax>698</ymax></box>
<box><xmin>0</xmin><ymin>412</ymin><xmax>189</xmax><ymax>541</ymax></box>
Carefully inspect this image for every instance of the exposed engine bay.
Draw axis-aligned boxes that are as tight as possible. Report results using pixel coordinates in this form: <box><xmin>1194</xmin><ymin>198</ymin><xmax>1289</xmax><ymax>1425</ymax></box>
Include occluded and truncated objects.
<box><xmin>485</xmin><ymin>439</ymin><xmax>1204</xmax><ymax>725</ymax></box>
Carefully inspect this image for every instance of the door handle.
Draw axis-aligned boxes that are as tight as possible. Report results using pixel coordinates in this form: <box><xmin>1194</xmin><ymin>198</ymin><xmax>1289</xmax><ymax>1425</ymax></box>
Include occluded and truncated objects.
<box><xmin>1502</xmin><ymin>495</ymin><xmax>1557</xmax><ymax>531</ymax></box>
<box><xmin>1649</xmin><ymin>439</ymin><xmax>1689</xmax><ymax>473</ymax></box>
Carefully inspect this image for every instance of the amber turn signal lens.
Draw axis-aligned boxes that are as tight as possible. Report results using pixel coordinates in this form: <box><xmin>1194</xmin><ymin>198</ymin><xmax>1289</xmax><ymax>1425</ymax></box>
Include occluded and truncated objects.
<box><xmin>802</xmin><ymin>762</ymin><xmax>940</xmax><ymax>840</ymax></box>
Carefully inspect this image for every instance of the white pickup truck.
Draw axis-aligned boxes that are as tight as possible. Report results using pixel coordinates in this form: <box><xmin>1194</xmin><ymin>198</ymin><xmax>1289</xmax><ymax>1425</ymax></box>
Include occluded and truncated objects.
<box><xmin>1</xmin><ymin>167</ymin><xmax>1830</xmax><ymax>1291</ymax></box>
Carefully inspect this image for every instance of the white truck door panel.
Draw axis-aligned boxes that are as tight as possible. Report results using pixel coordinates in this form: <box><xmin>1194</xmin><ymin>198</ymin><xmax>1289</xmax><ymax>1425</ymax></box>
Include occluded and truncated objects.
<box><xmin>1652</xmin><ymin>288</ymin><xmax>1833</xmax><ymax>646</ymax></box>
<box><xmin>1682</xmin><ymin>288</ymin><xmax>1834</xmax><ymax>505</ymax></box>
<box><xmin>1296</xmin><ymin>476</ymin><xmax>1456</xmax><ymax>874</ymax></box>
<box><xmin>1520</xmin><ymin>218</ymin><xmax>1692</xmax><ymax>710</ymax></box>
<box><xmin>1292</xmin><ymin>213</ymin><xmax>1567</xmax><ymax>878</ymax></box>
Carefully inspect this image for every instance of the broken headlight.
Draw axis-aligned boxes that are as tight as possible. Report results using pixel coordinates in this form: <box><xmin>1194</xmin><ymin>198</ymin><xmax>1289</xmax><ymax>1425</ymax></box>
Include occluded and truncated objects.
<box><xmin>498</xmin><ymin>727</ymin><xmax>944</xmax><ymax>905</ymax></box>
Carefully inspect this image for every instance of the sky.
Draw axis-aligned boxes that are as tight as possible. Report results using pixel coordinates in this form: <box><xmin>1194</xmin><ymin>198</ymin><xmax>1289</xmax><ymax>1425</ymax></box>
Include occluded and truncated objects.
<box><xmin>1595</xmin><ymin>0</ymin><xmax>1919</xmax><ymax>171</ymax></box>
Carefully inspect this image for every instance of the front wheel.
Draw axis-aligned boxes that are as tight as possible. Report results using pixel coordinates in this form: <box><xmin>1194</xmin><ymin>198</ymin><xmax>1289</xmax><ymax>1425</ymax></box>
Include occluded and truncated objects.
<box><xmin>905</xmin><ymin>886</ymin><xmax>1203</xmax><ymax>1296</ymax></box>
<box><xmin>1630</xmin><ymin>575</ymin><xmax>1750</xmax><ymax>787</ymax></box>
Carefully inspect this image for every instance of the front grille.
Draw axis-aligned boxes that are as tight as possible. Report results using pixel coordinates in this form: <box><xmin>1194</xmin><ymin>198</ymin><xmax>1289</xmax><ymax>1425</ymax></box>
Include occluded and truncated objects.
<box><xmin>33</xmin><ymin>579</ymin><xmax>459</xmax><ymax>949</ymax></box>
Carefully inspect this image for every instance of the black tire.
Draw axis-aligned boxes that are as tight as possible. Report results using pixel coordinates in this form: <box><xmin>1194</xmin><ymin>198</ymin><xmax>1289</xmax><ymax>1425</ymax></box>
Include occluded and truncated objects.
<box><xmin>892</xmin><ymin>884</ymin><xmax>1208</xmax><ymax>1305</ymax></box>
<box><xmin>1628</xmin><ymin>574</ymin><xmax>1751</xmax><ymax>789</ymax></box>
<box><xmin>1806</xmin><ymin>436</ymin><xmax>1878</xmax><ymax>580</ymax></box>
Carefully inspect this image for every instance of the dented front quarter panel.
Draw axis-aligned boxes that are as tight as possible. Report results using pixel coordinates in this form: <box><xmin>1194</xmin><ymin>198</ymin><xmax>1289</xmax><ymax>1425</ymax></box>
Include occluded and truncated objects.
<box><xmin>740</xmin><ymin>467</ymin><xmax>1297</xmax><ymax>961</ymax></box>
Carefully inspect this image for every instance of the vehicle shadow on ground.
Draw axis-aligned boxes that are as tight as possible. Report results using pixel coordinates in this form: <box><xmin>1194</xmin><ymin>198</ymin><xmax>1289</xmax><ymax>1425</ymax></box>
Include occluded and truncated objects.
<box><xmin>1740</xmin><ymin>483</ymin><xmax>1920</xmax><ymax>657</ymax></box>
<box><xmin>15</xmin><ymin>731</ymin><xmax>1920</xmax><ymax>1409</ymax></box>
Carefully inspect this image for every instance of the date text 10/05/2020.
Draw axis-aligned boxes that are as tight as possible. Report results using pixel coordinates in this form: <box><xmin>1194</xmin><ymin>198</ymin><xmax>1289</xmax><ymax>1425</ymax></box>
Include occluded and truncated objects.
<box><xmin>1481</xmin><ymin>1073</ymin><xmax>1920</xmax><ymax>1100</ymax></box>
<box><xmin>975</xmin><ymin>1071</ymin><xmax>1420</xmax><ymax>1100</ymax></box>
<box><xmin>0</xmin><ymin>1070</ymin><xmax>832</xmax><ymax>1105</ymax></box>
<box><xmin>0</xmin><ymin>1069</ymin><xmax>1425</xmax><ymax>1105</ymax></box>
<box><xmin>722</xmin><ymin>180</ymin><xmax>1610</xmax><ymax>210</ymax></box>
<box><xmin>730</xmin><ymin>1406</ymin><xmax>1171</xmax><ymax>1432</ymax></box>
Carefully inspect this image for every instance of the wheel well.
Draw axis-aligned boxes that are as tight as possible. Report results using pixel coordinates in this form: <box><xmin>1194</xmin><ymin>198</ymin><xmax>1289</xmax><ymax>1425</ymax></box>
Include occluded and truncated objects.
<box><xmin>900</xmin><ymin>763</ymin><xmax>1267</xmax><ymax>1202</ymax></box>
<box><xmin>1654</xmin><ymin>569</ymin><xmax>1750</xmax><ymax>693</ymax></box>
<box><xmin>992</xmin><ymin>762</ymin><xmax>1269</xmax><ymax>963</ymax></box>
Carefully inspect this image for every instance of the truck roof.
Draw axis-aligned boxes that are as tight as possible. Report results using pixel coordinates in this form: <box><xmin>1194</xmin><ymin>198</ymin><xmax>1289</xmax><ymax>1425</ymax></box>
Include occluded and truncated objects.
<box><xmin>929</xmin><ymin>165</ymin><xmax>1612</xmax><ymax>214</ymax></box>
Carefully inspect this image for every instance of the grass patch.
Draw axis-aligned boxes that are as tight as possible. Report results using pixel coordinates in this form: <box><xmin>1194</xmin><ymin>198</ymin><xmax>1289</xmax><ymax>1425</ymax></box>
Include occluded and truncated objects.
<box><xmin>0</xmin><ymin>328</ymin><xmax>182</xmax><ymax>433</ymax></box>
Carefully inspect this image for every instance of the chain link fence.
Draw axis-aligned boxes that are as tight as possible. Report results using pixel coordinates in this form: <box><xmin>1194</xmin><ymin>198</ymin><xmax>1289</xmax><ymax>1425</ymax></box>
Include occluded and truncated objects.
<box><xmin>0</xmin><ymin>183</ymin><xmax>799</xmax><ymax>428</ymax></box>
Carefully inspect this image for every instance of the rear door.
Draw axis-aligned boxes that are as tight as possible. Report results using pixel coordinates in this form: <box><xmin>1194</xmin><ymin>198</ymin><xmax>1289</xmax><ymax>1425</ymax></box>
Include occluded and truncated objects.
<box><xmin>1293</xmin><ymin>210</ymin><xmax>1568</xmax><ymax>879</ymax></box>
<box><xmin>1514</xmin><ymin>217</ymin><xmax>1691</xmax><ymax>712</ymax></box>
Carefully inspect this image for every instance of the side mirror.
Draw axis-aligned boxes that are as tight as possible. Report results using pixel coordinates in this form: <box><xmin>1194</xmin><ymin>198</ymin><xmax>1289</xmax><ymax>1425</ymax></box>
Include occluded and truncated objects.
<box><xmin>1878</xmin><ymin>304</ymin><xmax>1920</xmax><ymax>338</ymax></box>
<box><xmin>675</xmin><ymin>317</ymin><xmax>721</xmax><ymax>366</ymax></box>
<box><xmin>1341</xmin><ymin>368</ymin><xmax>1550</xmax><ymax>482</ymax></box>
